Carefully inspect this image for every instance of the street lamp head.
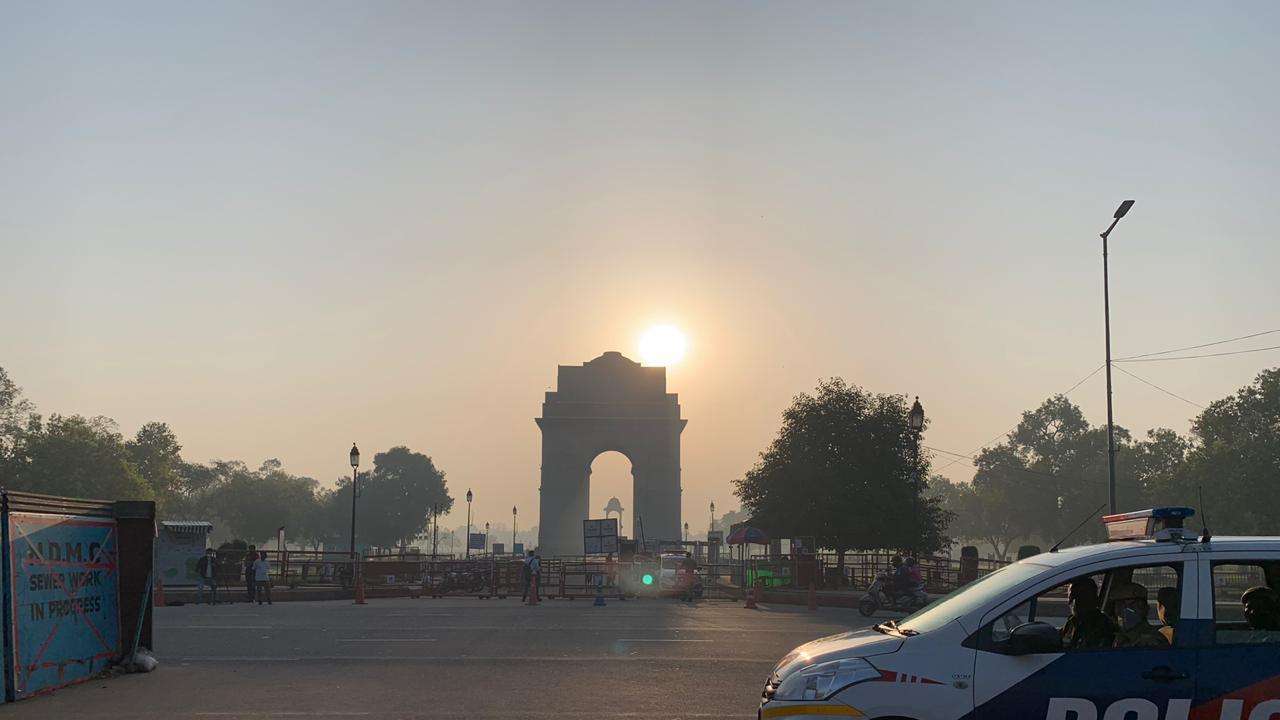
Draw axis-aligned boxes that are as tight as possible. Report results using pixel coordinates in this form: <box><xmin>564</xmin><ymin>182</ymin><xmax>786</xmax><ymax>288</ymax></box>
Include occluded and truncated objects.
<box><xmin>349</xmin><ymin>443</ymin><xmax>360</xmax><ymax>469</ymax></box>
<box><xmin>1114</xmin><ymin>200</ymin><xmax>1135</xmax><ymax>219</ymax></box>
<box><xmin>908</xmin><ymin>396</ymin><xmax>925</xmax><ymax>431</ymax></box>
<box><xmin>513</xmin><ymin>505</ymin><xmax>517</xmax><ymax>516</ymax></box>
<box><xmin>466</xmin><ymin>489</ymin><xmax>473</xmax><ymax>503</ymax></box>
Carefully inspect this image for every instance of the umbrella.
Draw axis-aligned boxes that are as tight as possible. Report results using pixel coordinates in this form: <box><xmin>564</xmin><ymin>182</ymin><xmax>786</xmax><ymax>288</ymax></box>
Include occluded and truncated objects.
<box><xmin>726</xmin><ymin>526</ymin><xmax>769</xmax><ymax>545</ymax></box>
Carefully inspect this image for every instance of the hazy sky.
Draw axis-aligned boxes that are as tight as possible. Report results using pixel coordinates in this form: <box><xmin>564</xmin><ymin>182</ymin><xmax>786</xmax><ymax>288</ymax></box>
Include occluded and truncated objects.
<box><xmin>4</xmin><ymin>2</ymin><xmax>1278</xmax><ymax>536</ymax></box>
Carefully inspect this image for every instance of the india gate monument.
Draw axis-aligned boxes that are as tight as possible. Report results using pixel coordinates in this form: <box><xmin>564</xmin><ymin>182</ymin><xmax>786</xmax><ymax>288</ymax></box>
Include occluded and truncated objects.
<box><xmin>536</xmin><ymin>352</ymin><xmax>687</xmax><ymax>557</ymax></box>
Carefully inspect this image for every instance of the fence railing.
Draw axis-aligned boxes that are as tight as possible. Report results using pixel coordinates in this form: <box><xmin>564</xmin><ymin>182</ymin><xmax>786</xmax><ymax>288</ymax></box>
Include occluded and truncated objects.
<box><xmin>746</xmin><ymin>551</ymin><xmax>1010</xmax><ymax>593</ymax></box>
<box><xmin>196</xmin><ymin>548</ymin><xmax>1008</xmax><ymax>597</ymax></box>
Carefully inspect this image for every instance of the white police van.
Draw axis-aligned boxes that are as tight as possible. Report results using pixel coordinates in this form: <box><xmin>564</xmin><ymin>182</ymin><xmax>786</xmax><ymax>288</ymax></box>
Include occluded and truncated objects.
<box><xmin>760</xmin><ymin>508</ymin><xmax>1280</xmax><ymax>720</ymax></box>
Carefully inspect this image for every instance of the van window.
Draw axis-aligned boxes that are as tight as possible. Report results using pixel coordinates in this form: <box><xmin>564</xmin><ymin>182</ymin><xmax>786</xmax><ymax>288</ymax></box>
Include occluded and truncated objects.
<box><xmin>1211</xmin><ymin>562</ymin><xmax>1280</xmax><ymax>645</ymax></box>
<box><xmin>898</xmin><ymin>561</ymin><xmax>1049</xmax><ymax>634</ymax></box>
<box><xmin>982</xmin><ymin>563</ymin><xmax>1182</xmax><ymax>652</ymax></box>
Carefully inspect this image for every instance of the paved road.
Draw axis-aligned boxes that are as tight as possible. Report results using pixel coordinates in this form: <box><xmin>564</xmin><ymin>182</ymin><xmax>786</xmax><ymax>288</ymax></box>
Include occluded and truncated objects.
<box><xmin>0</xmin><ymin>596</ymin><xmax>875</xmax><ymax>719</ymax></box>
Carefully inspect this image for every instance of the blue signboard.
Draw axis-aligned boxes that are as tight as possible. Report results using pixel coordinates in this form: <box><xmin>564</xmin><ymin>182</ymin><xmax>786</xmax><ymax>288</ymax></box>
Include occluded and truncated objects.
<box><xmin>467</xmin><ymin>532</ymin><xmax>486</xmax><ymax>551</ymax></box>
<box><xmin>7</xmin><ymin>513</ymin><xmax>120</xmax><ymax>699</ymax></box>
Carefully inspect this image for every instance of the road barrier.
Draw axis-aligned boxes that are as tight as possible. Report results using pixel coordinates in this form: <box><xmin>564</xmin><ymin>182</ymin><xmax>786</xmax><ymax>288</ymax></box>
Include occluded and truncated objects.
<box><xmin>748</xmin><ymin>551</ymin><xmax>1009</xmax><ymax>594</ymax></box>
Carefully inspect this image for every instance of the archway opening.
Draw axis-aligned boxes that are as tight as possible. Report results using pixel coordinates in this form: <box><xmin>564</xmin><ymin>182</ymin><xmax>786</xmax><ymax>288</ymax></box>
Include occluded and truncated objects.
<box><xmin>589</xmin><ymin>451</ymin><xmax>633</xmax><ymax>540</ymax></box>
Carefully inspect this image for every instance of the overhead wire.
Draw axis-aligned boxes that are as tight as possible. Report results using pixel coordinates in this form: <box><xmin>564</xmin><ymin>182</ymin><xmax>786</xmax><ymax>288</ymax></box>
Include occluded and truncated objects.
<box><xmin>1115</xmin><ymin>329</ymin><xmax>1280</xmax><ymax>361</ymax></box>
<box><xmin>933</xmin><ymin>364</ymin><xmax>1105</xmax><ymax>474</ymax></box>
<box><xmin>1113</xmin><ymin>365</ymin><xmax>1205</xmax><ymax>410</ymax></box>
<box><xmin>1113</xmin><ymin>344</ymin><xmax>1280</xmax><ymax>363</ymax></box>
<box><xmin>924</xmin><ymin>445</ymin><xmax>1071</xmax><ymax>481</ymax></box>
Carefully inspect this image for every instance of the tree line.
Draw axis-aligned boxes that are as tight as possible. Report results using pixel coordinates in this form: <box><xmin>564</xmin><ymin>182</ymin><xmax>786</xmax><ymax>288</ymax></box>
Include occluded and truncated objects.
<box><xmin>933</xmin><ymin>367</ymin><xmax>1280</xmax><ymax>559</ymax></box>
<box><xmin>0</xmin><ymin>366</ymin><xmax>453</xmax><ymax>549</ymax></box>
<box><xmin>733</xmin><ymin>368</ymin><xmax>1279</xmax><ymax>563</ymax></box>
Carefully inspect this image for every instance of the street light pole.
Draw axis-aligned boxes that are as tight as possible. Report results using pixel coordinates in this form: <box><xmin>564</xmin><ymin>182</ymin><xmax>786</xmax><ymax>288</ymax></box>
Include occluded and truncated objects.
<box><xmin>485</xmin><ymin>522</ymin><xmax>490</xmax><ymax>555</ymax></box>
<box><xmin>1100</xmin><ymin>200</ymin><xmax>1135</xmax><ymax>515</ymax></box>
<box><xmin>710</xmin><ymin>501</ymin><xmax>715</xmax><ymax>535</ymax></box>
<box><xmin>348</xmin><ymin>444</ymin><xmax>360</xmax><ymax>561</ymax></box>
<box><xmin>908</xmin><ymin>397</ymin><xmax>925</xmax><ymax>555</ymax></box>
<box><xmin>465</xmin><ymin>489</ymin><xmax>473</xmax><ymax>559</ymax></box>
<box><xmin>512</xmin><ymin>506</ymin><xmax>517</xmax><ymax>555</ymax></box>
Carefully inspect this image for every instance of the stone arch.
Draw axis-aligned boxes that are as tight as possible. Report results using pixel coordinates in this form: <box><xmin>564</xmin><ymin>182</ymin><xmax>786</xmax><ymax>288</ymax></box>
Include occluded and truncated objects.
<box><xmin>536</xmin><ymin>352</ymin><xmax>686</xmax><ymax>556</ymax></box>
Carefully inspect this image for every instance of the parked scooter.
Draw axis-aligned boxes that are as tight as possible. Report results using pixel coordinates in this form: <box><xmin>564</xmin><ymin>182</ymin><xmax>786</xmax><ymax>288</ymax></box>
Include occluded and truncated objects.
<box><xmin>859</xmin><ymin>569</ymin><xmax>929</xmax><ymax>616</ymax></box>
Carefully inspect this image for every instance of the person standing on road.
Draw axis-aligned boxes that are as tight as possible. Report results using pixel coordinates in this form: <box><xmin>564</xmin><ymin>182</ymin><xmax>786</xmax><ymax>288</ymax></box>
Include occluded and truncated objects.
<box><xmin>253</xmin><ymin>550</ymin><xmax>273</xmax><ymax>605</ymax></box>
<box><xmin>520</xmin><ymin>549</ymin><xmax>536</xmax><ymax>602</ymax></box>
<box><xmin>195</xmin><ymin>548</ymin><xmax>218</xmax><ymax>605</ymax></box>
<box><xmin>244</xmin><ymin>545</ymin><xmax>257</xmax><ymax>603</ymax></box>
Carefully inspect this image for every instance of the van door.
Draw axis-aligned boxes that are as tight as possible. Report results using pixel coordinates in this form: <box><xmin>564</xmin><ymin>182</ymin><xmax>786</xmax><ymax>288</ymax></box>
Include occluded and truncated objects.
<box><xmin>974</xmin><ymin>557</ymin><xmax>1197</xmax><ymax>719</ymax></box>
<box><xmin>1193</xmin><ymin>552</ymin><xmax>1280</xmax><ymax>718</ymax></box>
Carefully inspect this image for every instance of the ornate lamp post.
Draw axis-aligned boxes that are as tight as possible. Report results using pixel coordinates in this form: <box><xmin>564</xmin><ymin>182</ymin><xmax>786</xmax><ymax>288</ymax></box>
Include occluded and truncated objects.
<box><xmin>908</xmin><ymin>397</ymin><xmax>925</xmax><ymax>553</ymax></box>
<box><xmin>465</xmin><ymin>489</ymin><xmax>473</xmax><ymax>559</ymax></box>
<box><xmin>512</xmin><ymin>506</ymin><xmax>517</xmax><ymax>555</ymax></box>
<box><xmin>348</xmin><ymin>443</ymin><xmax>360</xmax><ymax>561</ymax></box>
<box><xmin>710</xmin><ymin>500</ymin><xmax>716</xmax><ymax>535</ymax></box>
<box><xmin>485</xmin><ymin>522</ymin><xmax>491</xmax><ymax>554</ymax></box>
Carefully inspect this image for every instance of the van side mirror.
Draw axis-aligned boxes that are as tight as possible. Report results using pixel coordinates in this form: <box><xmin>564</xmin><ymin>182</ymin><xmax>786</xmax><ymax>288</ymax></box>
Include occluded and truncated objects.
<box><xmin>1007</xmin><ymin>622</ymin><xmax>1063</xmax><ymax>655</ymax></box>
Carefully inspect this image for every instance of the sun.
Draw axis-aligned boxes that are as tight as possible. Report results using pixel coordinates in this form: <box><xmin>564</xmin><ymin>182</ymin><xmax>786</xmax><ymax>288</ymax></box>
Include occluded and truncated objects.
<box><xmin>638</xmin><ymin>324</ymin><xmax>688</xmax><ymax>366</ymax></box>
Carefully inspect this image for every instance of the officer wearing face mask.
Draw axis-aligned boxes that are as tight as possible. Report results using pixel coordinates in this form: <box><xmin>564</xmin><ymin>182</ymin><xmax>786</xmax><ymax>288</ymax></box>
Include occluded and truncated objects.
<box><xmin>1110</xmin><ymin>582</ymin><xmax>1169</xmax><ymax>648</ymax></box>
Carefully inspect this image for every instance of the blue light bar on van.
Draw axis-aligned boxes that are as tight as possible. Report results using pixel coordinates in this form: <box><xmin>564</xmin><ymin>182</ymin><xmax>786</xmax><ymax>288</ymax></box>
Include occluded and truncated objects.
<box><xmin>1101</xmin><ymin>507</ymin><xmax>1195</xmax><ymax>541</ymax></box>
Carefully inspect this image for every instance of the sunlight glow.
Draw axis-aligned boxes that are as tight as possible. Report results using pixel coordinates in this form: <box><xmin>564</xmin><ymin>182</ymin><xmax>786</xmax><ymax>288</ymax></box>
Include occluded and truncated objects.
<box><xmin>638</xmin><ymin>325</ymin><xmax>688</xmax><ymax>366</ymax></box>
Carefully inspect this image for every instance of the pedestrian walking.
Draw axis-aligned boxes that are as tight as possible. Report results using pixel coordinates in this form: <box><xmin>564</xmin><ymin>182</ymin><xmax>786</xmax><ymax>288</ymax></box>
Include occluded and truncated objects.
<box><xmin>519</xmin><ymin>549</ymin><xmax>536</xmax><ymax>602</ymax></box>
<box><xmin>195</xmin><ymin>548</ymin><xmax>218</xmax><ymax>605</ymax></box>
<box><xmin>253</xmin><ymin>550</ymin><xmax>273</xmax><ymax>605</ymax></box>
<box><xmin>244</xmin><ymin>545</ymin><xmax>257</xmax><ymax>603</ymax></box>
<box><xmin>531</xmin><ymin>552</ymin><xmax>542</xmax><ymax>600</ymax></box>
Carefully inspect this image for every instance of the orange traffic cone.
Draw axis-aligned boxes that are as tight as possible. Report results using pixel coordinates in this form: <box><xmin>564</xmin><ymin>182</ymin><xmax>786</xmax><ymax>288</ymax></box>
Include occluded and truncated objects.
<box><xmin>354</xmin><ymin>568</ymin><xmax>367</xmax><ymax>605</ymax></box>
<box><xmin>807</xmin><ymin>581</ymin><xmax>817</xmax><ymax>612</ymax></box>
<box><xmin>154</xmin><ymin>578</ymin><xmax>166</xmax><ymax>608</ymax></box>
<box><xmin>529</xmin><ymin>576</ymin><xmax>540</xmax><ymax>605</ymax></box>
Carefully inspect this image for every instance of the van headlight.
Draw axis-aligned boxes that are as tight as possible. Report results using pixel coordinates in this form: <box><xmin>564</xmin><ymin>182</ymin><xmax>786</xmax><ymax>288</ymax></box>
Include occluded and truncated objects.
<box><xmin>772</xmin><ymin>657</ymin><xmax>881</xmax><ymax>701</ymax></box>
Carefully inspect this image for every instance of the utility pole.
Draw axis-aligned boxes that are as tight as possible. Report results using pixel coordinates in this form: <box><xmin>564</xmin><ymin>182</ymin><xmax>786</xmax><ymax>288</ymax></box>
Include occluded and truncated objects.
<box><xmin>431</xmin><ymin>503</ymin><xmax>439</xmax><ymax>558</ymax></box>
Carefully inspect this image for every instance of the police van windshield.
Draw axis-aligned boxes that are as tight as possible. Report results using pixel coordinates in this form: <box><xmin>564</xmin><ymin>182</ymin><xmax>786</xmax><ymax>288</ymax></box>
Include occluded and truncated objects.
<box><xmin>898</xmin><ymin>561</ymin><xmax>1050</xmax><ymax>634</ymax></box>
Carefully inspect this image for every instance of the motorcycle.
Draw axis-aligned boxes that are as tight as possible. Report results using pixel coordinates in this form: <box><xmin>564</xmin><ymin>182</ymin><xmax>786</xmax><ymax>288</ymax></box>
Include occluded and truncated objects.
<box><xmin>858</xmin><ymin>570</ymin><xmax>929</xmax><ymax>617</ymax></box>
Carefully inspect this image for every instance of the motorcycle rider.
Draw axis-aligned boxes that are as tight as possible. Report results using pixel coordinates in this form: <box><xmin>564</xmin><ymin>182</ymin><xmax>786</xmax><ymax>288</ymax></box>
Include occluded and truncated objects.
<box><xmin>890</xmin><ymin>555</ymin><xmax>911</xmax><ymax>600</ymax></box>
<box><xmin>1110</xmin><ymin>581</ymin><xmax>1169</xmax><ymax>648</ymax></box>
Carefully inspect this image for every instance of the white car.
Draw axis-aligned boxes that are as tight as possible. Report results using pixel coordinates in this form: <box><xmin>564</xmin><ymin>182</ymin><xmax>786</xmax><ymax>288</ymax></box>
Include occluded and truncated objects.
<box><xmin>760</xmin><ymin>507</ymin><xmax>1280</xmax><ymax>720</ymax></box>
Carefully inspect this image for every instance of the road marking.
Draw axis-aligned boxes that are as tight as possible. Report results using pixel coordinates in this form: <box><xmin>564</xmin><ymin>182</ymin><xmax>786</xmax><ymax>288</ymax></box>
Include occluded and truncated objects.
<box><xmin>336</xmin><ymin>638</ymin><xmax>438</xmax><ymax>643</ymax></box>
<box><xmin>173</xmin><ymin>655</ymin><xmax>772</xmax><ymax>664</ymax></box>
<box><xmin>192</xmin><ymin>707</ymin><xmax>742</xmax><ymax>712</ymax></box>
<box><xmin>167</xmin><ymin>626</ymin><xmax>274</xmax><ymax>630</ymax></box>
<box><xmin>616</xmin><ymin>638</ymin><xmax>714</xmax><ymax>643</ymax></box>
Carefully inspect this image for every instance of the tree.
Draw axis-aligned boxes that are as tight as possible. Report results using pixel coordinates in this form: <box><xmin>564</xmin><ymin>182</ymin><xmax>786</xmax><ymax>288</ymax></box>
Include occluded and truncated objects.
<box><xmin>733</xmin><ymin>378</ymin><xmax>950</xmax><ymax>559</ymax></box>
<box><xmin>127</xmin><ymin>421</ymin><xmax>185</xmax><ymax>510</ymax></box>
<box><xmin>202</xmin><ymin>460</ymin><xmax>320</xmax><ymax>544</ymax></box>
<box><xmin>356</xmin><ymin>447</ymin><xmax>453</xmax><ymax>549</ymax></box>
<box><xmin>0</xmin><ymin>367</ymin><xmax>37</xmax><ymax>486</ymax></box>
<box><xmin>1155</xmin><ymin>368</ymin><xmax>1280</xmax><ymax>535</ymax></box>
<box><xmin>11</xmin><ymin>415</ymin><xmax>153</xmax><ymax>501</ymax></box>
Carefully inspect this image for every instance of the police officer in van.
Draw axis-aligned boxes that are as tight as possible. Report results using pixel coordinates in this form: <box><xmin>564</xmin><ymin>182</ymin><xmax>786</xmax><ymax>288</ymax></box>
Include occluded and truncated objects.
<box><xmin>1110</xmin><ymin>582</ymin><xmax>1169</xmax><ymax>648</ymax></box>
<box><xmin>1061</xmin><ymin>577</ymin><xmax>1114</xmax><ymax>649</ymax></box>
